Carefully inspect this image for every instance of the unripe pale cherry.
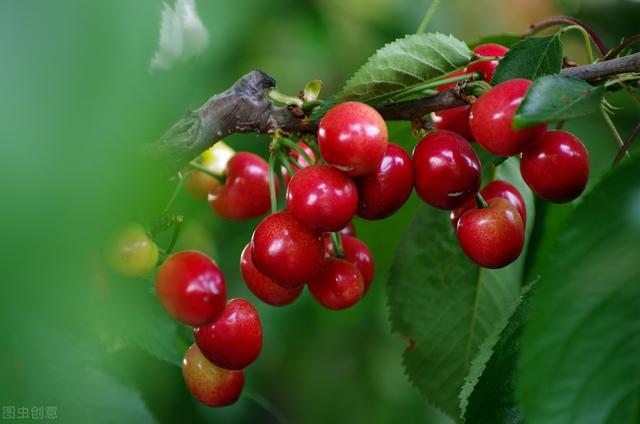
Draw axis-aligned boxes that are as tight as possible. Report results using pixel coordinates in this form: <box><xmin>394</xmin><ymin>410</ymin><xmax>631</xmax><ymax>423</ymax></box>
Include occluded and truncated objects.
<box><xmin>308</xmin><ymin>257</ymin><xmax>365</xmax><ymax>310</ymax></box>
<box><xmin>193</xmin><ymin>298</ymin><xmax>263</xmax><ymax>370</ymax></box>
<box><xmin>156</xmin><ymin>251</ymin><xmax>226</xmax><ymax>327</ymax></box>
<box><xmin>240</xmin><ymin>243</ymin><xmax>303</xmax><ymax>306</ymax></box>
<box><xmin>318</xmin><ymin>102</ymin><xmax>388</xmax><ymax>176</ymax></box>
<box><xmin>106</xmin><ymin>223</ymin><xmax>158</xmax><ymax>277</ymax></box>
<box><xmin>413</xmin><ymin>130</ymin><xmax>481</xmax><ymax>210</ymax></box>
<box><xmin>469</xmin><ymin>79</ymin><xmax>547</xmax><ymax>156</ymax></box>
<box><xmin>451</xmin><ymin>179</ymin><xmax>527</xmax><ymax>228</ymax></box>
<box><xmin>182</xmin><ymin>344</ymin><xmax>244</xmax><ymax>407</ymax></box>
<box><xmin>286</xmin><ymin>165</ymin><xmax>358</xmax><ymax>232</ymax></box>
<box><xmin>355</xmin><ymin>143</ymin><xmax>414</xmax><ymax>220</ymax></box>
<box><xmin>209</xmin><ymin>152</ymin><xmax>277</xmax><ymax>220</ymax></box>
<box><xmin>456</xmin><ymin>198</ymin><xmax>524</xmax><ymax>269</ymax></box>
<box><xmin>323</xmin><ymin>234</ymin><xmax>375</xmax><ymax>292</ymax></box>
<box><xmin>184</xmin><ymin>142</ymin><xmax>234</xmax><ymax>200</ymax></box>
<box><xmin>251</xmin><ymin>211</ymin><xmax>324</xmax><ymax>288</ymax></box>
<box><xmin>520</xmin><ymin>130</ymin><xmax>589</xmax><ymax>203</ymax></box>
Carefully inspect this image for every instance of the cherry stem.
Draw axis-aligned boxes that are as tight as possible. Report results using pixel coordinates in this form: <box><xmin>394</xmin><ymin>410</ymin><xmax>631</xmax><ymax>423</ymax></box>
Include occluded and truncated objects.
<box><xmin>416</xmin><ymin>0</ymin><xmax>443</xmax><ymax>34</ymax></box>
<box><xmin>278</xmin><ymin>137</ymin><xmax>315</xmax><ymax>165</ymax></box>
<box><xmin>475</xmin><ymin>193</ymin><xmax>489</xmax><ymax>209</ymax></box>
<box><xmin>161</xmin><ymin>172</ymin><xmax>185</xmax><ymax>215</ymax></box>
<box><xmin>604</xmin><ymin>33</ymin><xmax>640</xmax><ymax>60</ymax></box>
<box><xmin>600</xmin><ymin>105</ymin><xmax>630</xmax><ymax>158</ymax></box>
<box><xmin>560</xmin><ymin>25</ymin><xmax>594</xmax><ymax>64</ymax></box>
<box><xmin>267</xmin><ymin>152</ymin><xmax>279</xmax><ymax>214</ymax></box>
<box><xmin>525</xmin><ymin>15</ymin><xmax>607</xmax><ymax>57</ymax></box>
<box><xmin>166</xmin><ymin>215</ymin><xmax>183</xmax><ymax>254</ymax></box>
<box><xmin>277</xmin><ymin>150</ymin><xmax>296</xmax><ymax>177</ymax></box>
<box><xmin>613</xmin><ymin>119</ymin><xmax>640</xmax><ymax>164</ymax></box>
<box><xmin>242</xmin><ymin>389</ymin><xmax>288</xmax><ymax>424</ymax></box>
<box><xmin>268</xmin><ymin>89</ymin><xmax>303</xmax><ymax>107</ymax></box>
<box><xmin>391</xmin><ymin>72</ymin><xmax>482</xmax><ymax>101</ymax></box>
<box><xmin>330</xmin><ymin>232</ymin><xmax>344</xmax><ymax>258</ymax></box>
<box><xmin>188</xmin><ymin>161</ymin><xmax>226</xmax><ymax>184</ymax></box>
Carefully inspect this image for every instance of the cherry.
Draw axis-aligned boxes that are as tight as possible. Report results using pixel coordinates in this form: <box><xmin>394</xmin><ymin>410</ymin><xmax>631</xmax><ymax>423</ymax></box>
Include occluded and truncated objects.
<box><xmin>355</xmin><ymin>143</ymin><xmax>414</xmax><ymax>220</ymax></box>
<box><xmin>456</xmin><ymin>198</ymin><xmax>524</xmax><ymax>268</ymax></box>
<box><xmin>282</xmin><ymin>141</ymin><xmax>316</xmax><ymax>186</ymax></box>
<box><xmin>155</xmin><ymin>251</ymin><xmax>226</xmax><ymax>326</ymax></box>
<box><xmin>240</xmin><ymin>243</ymin><xmax>303</xmax><ymax>306</ymax></box>
<box><xmin>431</xmin><ymin>106</ymin><xmax>473</xmax><ymax>141</ymax></box>
<box><xmin>469</xmin><ymin>78</ymin><xmax>547</xmax><ymax>156</ymax></box>
<box><xmin>466</xmin><ymin>43</ymin><xmax>509</xmax><ymax>83</ymax></box>
<box><xmin>308</xmin><ymin>257</ymin><xmax>365</xmax><ymax>310</ymax></box>
<box><xmin>413</xmin><ymin>130</ymin><xmax>481</xmax><ymax>209</ymax></box>
<box><xmin>182</xmin><ymin>344</ymin><xmax>244</xmax><ymax>407</ymax></box>
<box><xmin>184</xmin><ymin>142</ymin><xmax>234</xmax><ymax>200</ymax></box>
<box><xmin>451</xmin><ymin>179</ymin><xmax>526</xmax><ymax>228</ymax></box>
<box><xmin>184</xmin><ymin>171</ymin><xmax>222</xmax><ymax>200</ymax></box>
<box><xmin>251</xmin><ymin>211</ymin><xmax>323</xmax><ymax>288</ymax></box>
<box><xmin>318</xmin><ymin>101</ymin><xmax>388</xmax><ymax>176</ymax></box>
<box><xmin>286</xmin><ymin>165</ymin><xmax>358</xmax><ymax>232</ymax></box>
<box><xmin>193</xmin><ymin>298</ymin><xmax>262</xmax><ymax>370</ymax></box>
<box><xmin>106</xmin><ymin>223</ymin><xmax>158</xmax><ymax>277</ymax></box>
<box><xmin>209</xmin><ymin>152</ymin><xmax>277</xmax><ymax>220</ymax></box>
<box><xmin>323</xmin><ymin>234</ymin><xmax>375</xmax><ymax>292</ymax></box>
<box><xmin>339</xmin><ymin>222</ymin><xmax>356</xmax><ymax>237</ymax></box>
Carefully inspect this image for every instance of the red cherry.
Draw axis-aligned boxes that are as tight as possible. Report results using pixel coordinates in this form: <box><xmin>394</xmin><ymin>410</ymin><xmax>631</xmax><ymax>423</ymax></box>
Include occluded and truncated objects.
<box><xmin>339</xmin><ymin>222</ymin><xmax>356</xmax><ymax>237</ymax></box>
<box><xmin>251</xmin><ymin>211</ymin><xmax>323</xmax><ymax>288</ymax></box>
<box><xmin>282</xmin><ymin>141</ymin><xmax>316</xmax><ymax>186</ymax></box>
<box><xmin>308</xmin><ymin>257</ymin><xmax>365</xmax><ymax>310</ymax></box>
<box><xmin>413</xmin><ymin>130</ymin><xmax>481</xmax><ymax>209</ymax></box>
<box><xmin>323</xmin><ymin>235</ymin><xmax>375</xmax><ymax>292</ymax></box>
<box><xmin>469</xmin><ymin>79</ymin><xmax>547</xmax><ymax>156</ymax></box>
<box><xmin>520</xmin><ymin>131</ymin><xmax>589</xmax><ymax>203</ymax></box>
<box><xmin>431</xmin><ymin>106</ymin><xmax>473</xmax><ymax>141</ymax></box>
<box><xmin>240</xmin><ymin>243</ymin><xmax>303</xmax><ymax>306</ymax></box>
<box><xmin>182</xmin><ymin>344</ymin><xmax>244</xmax><ymax>407</ymax></box>
<box><xmin>451</xmin><ymin>179</ymin><xmax>527</xmax><ymax>227</ymax></box>
<box><xmin>156</xmin><ymin>251</ymin><xmax>226</xmax><ymax>327</ymax></box>
<box><xmin>436</xmin><ymin>69</ymin><xmax>467</xmax><ymax>92</ymax></box>
<box><xmin>193</xmin><ymin>298</ymin><xmax>262</xmax><ymax>370</ymax></box>
<box><xmin>355</xmin><ymin>143</ymin><xmax>414</xmax><ymax>220</ymax></box>
<box><xmin>466</xmin><ymin>43</ymin><xmax>509</xmax><ymax>82</ymax></box>
<box><xmin>209</xmin><ymin>152</ymin><xmax>277</xmax><ymax>220</ymax></box>
<box><xmin>456</xmin><ymin>198</ymin><xmax>524</xmax><ymax>268</ymax></box>
<box><xmin>318</xmin><ymin>102</ymin><xmax>388</xmax><ymax>176</ymax></box>
<box><xmin>286</xmin><ymin>165</ymin><xmax>358</xmax><ymax>232</ymax></box>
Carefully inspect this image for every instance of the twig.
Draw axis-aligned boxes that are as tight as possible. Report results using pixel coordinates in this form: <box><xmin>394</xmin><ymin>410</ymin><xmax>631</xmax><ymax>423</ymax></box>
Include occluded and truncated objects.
<box><xmin>613</xmin><ymin>120</ymin><xmax>640</xmax><ymax>164</ymax></box>
<box><xmin>525</xmin><ymin>15</ymin><xmax>607</xmax><ymax>56</ymax></box>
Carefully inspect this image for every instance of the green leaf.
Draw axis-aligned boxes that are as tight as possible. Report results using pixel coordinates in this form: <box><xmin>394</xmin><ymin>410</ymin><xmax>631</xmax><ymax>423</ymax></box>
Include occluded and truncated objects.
<box><xmin>513</xmin><ymin>75</ymin><xmax>605</xmax><ymax>128</ymax></box>
<box><xmin>387</xmin><ymin>158</ymin><xmax>532</xmax><ymax>419</ymax></box>
<box><xmin>468</xmin><ymin>34</ymin><xmax>522</xmax><ymax>49</ymax></box>
<box><xmin>517</xmin><ymin>153</ymin><xmax>640</xmax><ymax>424</ymax></box>
<box><xmin>460</xmin><ymin>285</ymin><xmax>534</xmax><ymax>423</ymax></box>
<box><xmin>492</xmin><ymin>35</ymin><xmax>563</xmax><ymax>85</ymax></box>
<box><xmin>337</xmin><ymin>33</ymin><xmax>473</xmax><ymax>103</ymax></box>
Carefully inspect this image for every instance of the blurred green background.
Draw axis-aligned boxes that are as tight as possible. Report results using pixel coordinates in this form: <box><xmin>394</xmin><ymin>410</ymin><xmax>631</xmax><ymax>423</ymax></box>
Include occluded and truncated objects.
<box><xmin>1</xmin><ymin>0</ymin><xmax>638</xmax><ymax>422</ymax></box>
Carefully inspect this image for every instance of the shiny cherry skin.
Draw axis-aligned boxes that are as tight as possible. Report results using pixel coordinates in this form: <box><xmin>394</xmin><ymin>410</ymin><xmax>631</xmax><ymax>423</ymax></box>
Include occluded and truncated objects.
<box><xmin>413</xmin><ymin>130</ymin><xmax>481</xmax><ymax>209</ymax></box>
<box><xmin>520</xmin><ymin>130</ymin><xmax>589</xmax><ymax>203</ymax></box>
<box><xmin>323</xmin><ymin>234</ymin><xmax>375</xmax><ymax>292</ymax></box>
<box><xmin>282</xmin><ymin>141</ymin><xmax>316</xmax><ymax>186</ymax></box>
<box><xmin>156</xmin><ymin>251</ymin><xmax>226</xmax><ymax>326</ymax></box>
<box><xmin>182</xmin><ymin>344</ymin><xmax>244</xmax><ymax>407</ymax></box>
<box><xmin>193</xmin><ymin>298</ymin><xmax>262</xmax><ymax>370</ymax></box>
<box><xmin>451</xmin><ymin>179</ymin><xmax>527</xmax><ymax>228</ymax></box>
<box><xmin>466</xmin><ymin>43</ymin><xmax>509</xmax><ymax>83</ymax></box>
<box><xmin>240</xmin><ymin>243</ymin><xmax>303</xmax><ymax>306</ymax></box>
<box><xmin>286</xmin><ymin>165</ymin><xmax>358</xmax><ymax>232</ymax></box>
<box><xmin>456</xmin><ymin>198</ymin><xmax>524</xmax><ymax>269</ymax></box>
<box><xmin>209</xmin><ymin>152</ymin><xmax>277</xmax><ymax>220</ymax></box>
<box><xmin>308</xmin><ymin>257</ymin><xmax>365</xmax><ymax>310</ymax></box>
<box><xmin>469</xmin><ymin>79</ymin><xmax>547</xmax><ymax>156</ymax></box>
<box><xmin>318</xmin><ymin>102</ymin><xmax>388</xmax><ymax>176</ymax></box>
<box><xmin>339</xmin><ymin>222</ymin><xmax>356</xmax><ymax>237</ymax></box>
<box><xmin>106</xmin><ymin>223</ymin><xmax>158</xmax><ymax>277</ymax></box>
<box><xmin>431</xmin><ymin>106</ymin><xmax>473</xmax><ymax>141</ymax></box>
<box><xmin>251</xmin><ymin>211</ymin><xmax>324</xmax><ymax>288</ymax></box>
<box><xmin>355</xmin><ymin>143</ymin><xmax>414</xmax><ymax>220</ymax></box>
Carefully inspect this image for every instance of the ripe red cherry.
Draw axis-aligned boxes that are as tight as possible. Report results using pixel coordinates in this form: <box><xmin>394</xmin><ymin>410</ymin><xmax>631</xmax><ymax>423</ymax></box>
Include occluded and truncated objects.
<box><xmin>521</xmin><ymin>131</ymin><xmax>589</xmax><ymax>203</ymax></box>
<box><xmin>282</xmin><ymin>141</ymin><xmax>316</xmax><ymax>186</ymax></box>
<box><xmin>339</xmin><ymin>222</ymin><xmax>356</xmax><ymax>237</ymax></box>
<box><xmin>308</xmin><ymin>257</ymin><xmax>365</xmax><ymax>310</ymax></box>
<box><xmin>431</xmin><ymin>106</ymin><xmax>473</xmax><ymax>141</ymax></box>
<box><xmin>413</xmin><ymin>130</ymin><xmax>481</xmax><ymax>209</ymax></box>
<box><xmin>209</xmin><ymin>152</ymin><xmax>277</xmax><ymax>220</ymax></box>
<box><xmin>251</xmin><ymin>211</ymin><xmax>323</xmax><ymax>288</ymax></box>
<box><xmin>456</xmin><ymin>198</ymin><xmax>524</xmax><ymax>268</ymax></box>
<box><xmin>182</xmin><ymin>344</ymin><xmax>244</xmax><ymax>407</ymax></box>
<box><xmin>318</xmin><ymin>102</ymin><xmax>388</xmax><ymax>176</ymax></box>
<box><xmin>193</xmin><ymin>298</ymin><xmax>262</xmax><ymax>370</ymax></box>
<box><xmin>469</xmin><ymin>79</ymin><xmax>547</xmax><ymax>156</ymax></box>
<box><xmin>156</xmin><ymin>251</ymin><xmax>226</xmax><ymax>326</ymax></box>
<box><xmin>355</xmin><ymin>143</ymin><xmax>414</xmax><ymax>220</ymax></box>
<box><xmin>466</xmin><ymin>43</ymin><xmax>509</xmax><ymax>83</ymax></box>
<box><xmin>451</xmin><ymin>179</ymin><xmax>526</xmax><ymax>228</ymax></box>
<box><xmin>286</xmin><ymin>165</ymin><xmax>358</xmax><ymax>232</ymax></box>
<box><xmin>240</xmin><ymin>243</ymin><xmax>303</xmax><ymax>306</ymax></box>
<box><xmin>323</xmin><ymin>235</ymin><xmax>375</xmax><ymax>292</ymax></box>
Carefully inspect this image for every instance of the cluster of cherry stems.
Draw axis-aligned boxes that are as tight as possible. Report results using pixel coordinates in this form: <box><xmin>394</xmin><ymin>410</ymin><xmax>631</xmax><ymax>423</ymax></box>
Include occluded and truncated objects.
<box><xmin>126</xmin><ymin>43</ymin><xmax>591</xmax><ymax>408</ymax></box>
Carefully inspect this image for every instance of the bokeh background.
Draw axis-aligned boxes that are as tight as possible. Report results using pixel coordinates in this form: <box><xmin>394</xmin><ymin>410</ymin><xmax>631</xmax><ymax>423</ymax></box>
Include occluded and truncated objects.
<box><xmin>1</xmin><ymin>0</ymin><xmax>638</xmax><ymax>422</ymax></box>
